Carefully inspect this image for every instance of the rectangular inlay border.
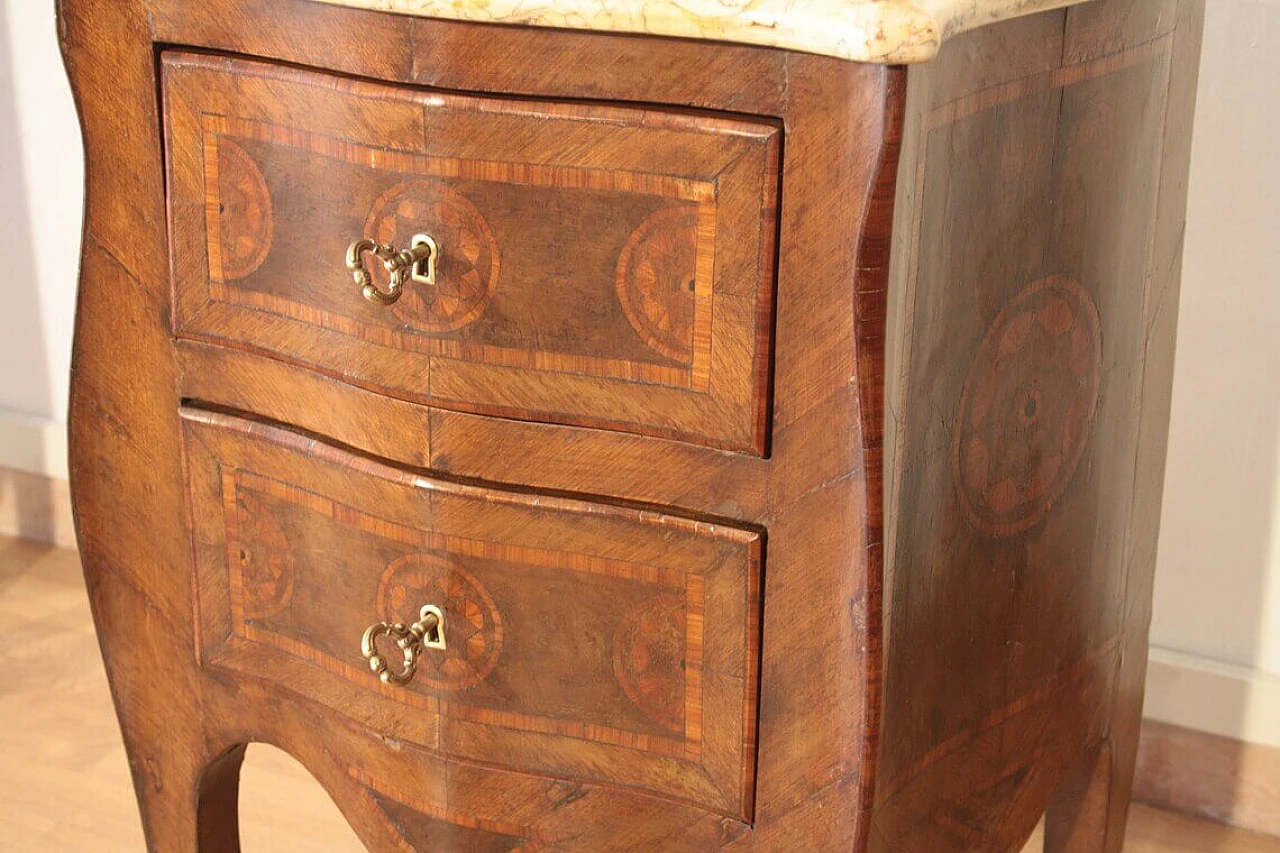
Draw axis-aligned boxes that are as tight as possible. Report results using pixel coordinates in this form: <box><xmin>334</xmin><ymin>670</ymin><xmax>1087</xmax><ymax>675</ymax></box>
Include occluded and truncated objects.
<box><xmin>201</xmin><ymin>114</ymin><xmax>718</xmax><ymax>392</ymax></box>
<box><xmin>166</xmin><ymin>53</ymin><xmax>780</xmax><ymax>455</ymax></box>
<box><xmin>217</xmin><ymin>466</ymin><xmax>707</xmax><ymax>762</ymax></box>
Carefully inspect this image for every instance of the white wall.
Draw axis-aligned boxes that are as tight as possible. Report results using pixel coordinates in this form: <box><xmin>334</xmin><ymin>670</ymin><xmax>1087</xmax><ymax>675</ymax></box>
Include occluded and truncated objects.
<box><xmin>0</xmin><ymin>0</ymin><xmax>81</xmax><ymax>479</ymax></box>
<box><xmin>1</xmin><ymin>0</ymin><xmax>1278</xmax><ymax>742</ymax></box>
<box><xmin>1145</xmin><ymin>0</ymin><xmax>1280</xmax><ymax>748</ymax></box>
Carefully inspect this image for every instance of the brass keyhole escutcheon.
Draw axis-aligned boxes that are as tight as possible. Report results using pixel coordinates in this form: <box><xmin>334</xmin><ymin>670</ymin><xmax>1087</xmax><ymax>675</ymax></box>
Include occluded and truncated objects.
<box><xmin>419</xmin><ymin>605</ymin><xmax>446</xmax><ymax>649</ymax></box>
<box><xmin>345</xmin><ymin>233</ymin><xmax>439</xmax><ymax>306</ymax></box>
<box><xmin>360</xmin><ymin>604</ymin><xmax>447</xmax><ymax>686</ymax></box>
<box><xmin>406</xmin><ymin>233</ymin><xmax>437</xmax><ymax>287</ymax></box>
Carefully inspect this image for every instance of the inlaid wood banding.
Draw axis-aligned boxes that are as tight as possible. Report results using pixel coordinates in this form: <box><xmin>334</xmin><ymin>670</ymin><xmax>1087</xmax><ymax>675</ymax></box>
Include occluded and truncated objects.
<box><xmin>166</xmin><ymin>53</ymin><xmax>780</xmax><ymax>454</ymax></box>
<box><xmin>183</xmin><ymin>409</ymin><xmax>763</xmax><ymax>820</ymax></box>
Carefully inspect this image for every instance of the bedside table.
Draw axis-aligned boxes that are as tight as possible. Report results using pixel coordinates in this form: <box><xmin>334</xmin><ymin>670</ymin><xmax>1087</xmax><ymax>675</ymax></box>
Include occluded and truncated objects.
<box><xmin>58</xmin><ymin>0</ymin><xmax>1203</xmax><ymax>849</ymax></box>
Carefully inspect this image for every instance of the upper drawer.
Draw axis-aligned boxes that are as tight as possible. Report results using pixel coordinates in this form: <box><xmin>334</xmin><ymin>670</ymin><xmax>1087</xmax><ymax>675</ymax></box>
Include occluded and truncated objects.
<box><xmin>163</xmin><ymin>53</ymin><xmax>780</xmax><ymax>454</ymax></box>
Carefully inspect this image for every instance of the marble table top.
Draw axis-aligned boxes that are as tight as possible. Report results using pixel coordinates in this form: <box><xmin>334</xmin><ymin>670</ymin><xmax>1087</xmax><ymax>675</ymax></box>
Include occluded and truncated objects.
<box><xmin>313</xmin><ymin>0</ymin><xmax>1092</xmax><ymax>63</ymax></box>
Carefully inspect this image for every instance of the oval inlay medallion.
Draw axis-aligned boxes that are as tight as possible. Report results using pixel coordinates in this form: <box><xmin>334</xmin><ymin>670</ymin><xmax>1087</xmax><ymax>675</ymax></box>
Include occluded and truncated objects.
<box><xmin>232</xmin><ymin>491</ymin><xmax>294</xmax><ymax>621</ymax></box>
<box><xmin>953</xmin><ymin>275</ymin><xmax>1102</xmax><ymax>538</ymax></box>
<box><xmin>215</xmin><ymin>139</ymin><xmax>274</xmax><ymax>280</ymax></box>
<box><xmin>376</xmin><ymin>553</ymin><xmax>502</xmax><ymax>691</ymax></box>
<box><xmin>616</xmin><ymin>207</ymin><xmax>700</xmax><ymax>363</ymax></box>
<box><xmin>612</xmin><ymin>594</ymin><xmax>687</xmax><ymax>732</ymax></box>
<box><xmin>365</xmin><ymin>181</ymin><xmax>500</xmax><ymax>332</ymax></box>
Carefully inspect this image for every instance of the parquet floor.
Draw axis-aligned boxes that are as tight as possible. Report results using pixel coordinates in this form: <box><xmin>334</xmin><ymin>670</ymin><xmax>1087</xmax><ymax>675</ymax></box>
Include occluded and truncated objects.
<box><xmin>1</xmin><ymin>534</ymin><xmax>1276</xmax><ymax>852</ymax></box>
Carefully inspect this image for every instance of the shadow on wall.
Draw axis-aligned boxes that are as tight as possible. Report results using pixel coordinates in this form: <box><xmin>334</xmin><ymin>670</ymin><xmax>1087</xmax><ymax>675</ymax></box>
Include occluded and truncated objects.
<box><xmin>1142</xmin><ymin>0</ymin><xmax>1280</xmax><ymax>836</ymax></box>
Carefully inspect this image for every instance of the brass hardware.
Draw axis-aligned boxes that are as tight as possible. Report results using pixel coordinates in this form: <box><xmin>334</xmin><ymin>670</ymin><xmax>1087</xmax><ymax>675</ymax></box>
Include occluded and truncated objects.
<box><xmin>346</xmin><ymin>233</ymin><xmax>439</xmax><ymax>306</ymax></box>
<box><xmin>361</xmin><ymin>604</ymin><xmax>447</xmax><ymax>686</ymax></box>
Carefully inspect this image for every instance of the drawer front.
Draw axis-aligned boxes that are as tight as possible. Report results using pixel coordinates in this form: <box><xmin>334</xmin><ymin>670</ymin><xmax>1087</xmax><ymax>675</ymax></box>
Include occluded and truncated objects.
<box><xmin>182</xmin><ymin>410</ymin><xmax>762</xmax><ymax>820</ymax></box>
<box><xmin>164</xmin><ymin>53</ymin><xmax>780</xmax><ymax>454</ymax></box>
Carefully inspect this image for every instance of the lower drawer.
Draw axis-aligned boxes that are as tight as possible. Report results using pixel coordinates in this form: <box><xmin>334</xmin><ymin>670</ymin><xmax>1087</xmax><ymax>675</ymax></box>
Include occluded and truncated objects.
<box><xmin>181</xmin><ymin>409</ymin><xmax>762</xmax><ymax>820</ymax></box>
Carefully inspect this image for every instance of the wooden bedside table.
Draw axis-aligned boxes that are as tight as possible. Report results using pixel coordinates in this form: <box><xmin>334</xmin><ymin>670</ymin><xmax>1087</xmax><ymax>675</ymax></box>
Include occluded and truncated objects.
<box><xmin>58</xmin><ymin>0</ymin><xmax>1203</xmax><ymax>849</ymax></box>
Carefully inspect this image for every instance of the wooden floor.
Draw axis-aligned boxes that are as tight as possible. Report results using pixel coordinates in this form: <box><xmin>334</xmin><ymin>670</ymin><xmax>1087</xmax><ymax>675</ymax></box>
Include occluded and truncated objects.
<box><xmin>2</xmin><ymin>533</ymin><xmax>1277</xmax><ymax>852</ymax></box>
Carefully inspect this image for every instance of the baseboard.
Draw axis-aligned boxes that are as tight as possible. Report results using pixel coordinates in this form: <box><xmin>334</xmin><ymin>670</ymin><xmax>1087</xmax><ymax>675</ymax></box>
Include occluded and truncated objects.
<box><xmin>0</xmin><ymin>412</ymin><xmax>74</xmax><ymax>548</ymax></box>
<box><xmin>0</xmin><ymin>467</ymin><xmax>75</xmax><ymax>550</ymax></box>
<box><xmin>0</xmin><ymin>411</ymin><xmax>68</xmax><ymax>480</ymax></box>
<box><xmin>1144</xmin><ymin>647</ymin><xmax>1280</xmax><ymax>749</ymax></box>
<box><xmin>1136</xmin><ymin>719</ymin><xmax>1280</xmax><ymax>837</ymax></box>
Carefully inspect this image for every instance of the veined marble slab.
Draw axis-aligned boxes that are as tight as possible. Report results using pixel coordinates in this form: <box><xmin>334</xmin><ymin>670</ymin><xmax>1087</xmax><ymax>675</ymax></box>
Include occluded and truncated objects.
<box><xmin>311</xmin><ymin>0</ymin><xmax>1092</xmax><ymax>63</ymax></box>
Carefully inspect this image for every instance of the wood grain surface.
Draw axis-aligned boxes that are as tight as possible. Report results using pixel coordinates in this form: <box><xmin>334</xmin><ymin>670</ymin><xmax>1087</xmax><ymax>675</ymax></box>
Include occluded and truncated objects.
<box><xmin>182</xmin><ymin>409</ymin><xmax>762</xmax><ymax>820</ymax></box>
<box><xmin>875</xmin><ymin>3</ymin><xmax>1205</xmax><ymax>851</ymax></box>
<box><xmin>165</xmin><ymin>52</ymin><xmax>780</xmax><ymax>454</ymax></box>
<box><xmin>62</xmin><ymin>0</ymin><xmax>894</xmax><ymax>846</ymax></box>
<box><xmin>57</xmin><ymin>0</ymin><xmax>1202</xmax><ymax>848</ymax></box>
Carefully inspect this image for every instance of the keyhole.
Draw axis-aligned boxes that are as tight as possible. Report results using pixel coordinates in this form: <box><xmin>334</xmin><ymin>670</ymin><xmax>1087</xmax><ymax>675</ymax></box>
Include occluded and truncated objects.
<box><xmin>424</xmin><ymin>621</ymin><xmax>442</xmax><ymax>646</ymax></box>
<box><xmin>419</xmin><ymin>606</ymin><xmax>447</xmax><ymax>650</ymax></box>
<box><xmin>1019</xmin><ymin>389</ymin><xmax>1043</xmax><ymax>426</ymax></box>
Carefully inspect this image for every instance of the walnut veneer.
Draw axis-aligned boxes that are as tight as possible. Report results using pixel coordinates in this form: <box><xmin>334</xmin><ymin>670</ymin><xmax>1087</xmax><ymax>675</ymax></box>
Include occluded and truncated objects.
<box><xmin>59</xmin><ymin>0</ymin><xmax>1203</xmax><ymax>849</ymax></box>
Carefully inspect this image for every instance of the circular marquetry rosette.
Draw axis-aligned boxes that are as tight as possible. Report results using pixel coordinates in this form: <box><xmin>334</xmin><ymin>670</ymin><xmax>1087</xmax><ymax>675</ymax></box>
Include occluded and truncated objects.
<box><xmin>375</xmin><ymin>553</ymin><xmax>502</xmax><ymax>691</ymax></box>
<box><xmin>615</xmin><ymin>206</ymin><xmax>700</xmax><ymax>363</ymax></box>
<box><xmin>953</xmin><ymin>275</ymin><xmax>1102</xmax><ymax>539</ymax></box>
<box><xmin>612</xmin><ymin>594</ymin><xmax>687</xmax><ymax>733</ymax></box>
<box><xmin>363</xmin><ymin>181</ymin><xmax>499</xmax><ymax>332</ymax></box>
<box><xmin>215</xmin><ymin>139</ymin><xmax>274</xmax><ymax>281</ymax></box>
<box><xmin>232</xmin><ymin>492</ymin><xmax>295</xmax><ymax>621</ymax></box>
